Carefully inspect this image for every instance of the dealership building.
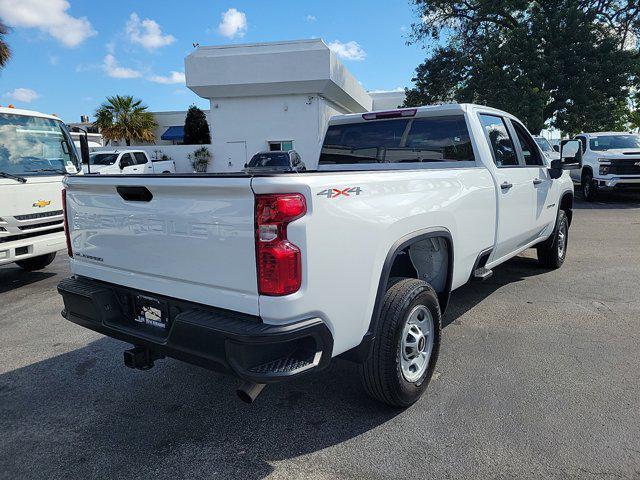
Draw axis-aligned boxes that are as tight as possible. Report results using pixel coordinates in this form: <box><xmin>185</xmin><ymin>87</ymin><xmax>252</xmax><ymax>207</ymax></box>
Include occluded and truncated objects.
<box><xmin>183</xmin><ymin>39</ymin><xmax>405</xmax><ymax>171</ymax></box>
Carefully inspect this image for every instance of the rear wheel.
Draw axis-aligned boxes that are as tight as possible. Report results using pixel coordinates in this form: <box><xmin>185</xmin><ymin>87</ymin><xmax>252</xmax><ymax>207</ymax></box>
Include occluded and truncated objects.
<box><xmin>582</xmin><ymin>172</ymin><xmax>598</xmax><ymax>202</ymax></box>
<box><xmin>537</xmin><ymin>210</ymin><xmax>568</xmax><ymax>269</ymax></box>
<box><xmin>360</xmin><ymin>278</ymin><xmax>441</xmax><ymax>407</ymax></box>
<box><xmin>15</xmin><ymin>252</ymin><xmax>56</xmax><ymax>271</ymax></box>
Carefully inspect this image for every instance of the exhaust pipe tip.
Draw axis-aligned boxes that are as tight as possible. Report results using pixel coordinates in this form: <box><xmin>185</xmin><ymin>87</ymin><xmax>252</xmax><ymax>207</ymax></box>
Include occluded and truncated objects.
<box><xmin>237</xmin><ymin>381</ymin><xmax>266</xmax><ymax>404</ymax></box>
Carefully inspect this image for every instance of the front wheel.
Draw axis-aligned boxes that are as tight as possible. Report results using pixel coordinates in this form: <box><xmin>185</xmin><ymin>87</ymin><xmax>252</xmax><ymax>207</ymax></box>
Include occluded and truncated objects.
<box><xmin>15</xmin><ymin>252</ymin><xmax>56</xmax><ymax>271</ymax></box>
<box><xmin>360</xmin><ymin>278</ymin><xmax>441</xmax><ymax>407</ymax></box>
<box><xmin>582</xmin><ymin>172</ymin><xmax>598</xmax><ymax>202</ymax></box>
<box><xmin>537</xmin><ymin>210</ymin><xmax>569</xmax><ymax>269</ymax></box>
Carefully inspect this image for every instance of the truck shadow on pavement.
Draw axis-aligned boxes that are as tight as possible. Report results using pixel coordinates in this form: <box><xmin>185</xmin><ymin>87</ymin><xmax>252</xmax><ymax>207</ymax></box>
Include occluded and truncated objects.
<box><xmin>443</xmin><ymin>255</ymin><xmax>546</xmax><ymax>328</ymax></box>
<box><xmin>0</xmin><ymin>337</ymin><xmax>401</xmax><ymax>479</ymax></box>
<box><xmin>0</xmin><ymin>265</ymin><xmax>56</xmax><ymax>294</ymax></box>
<box><xmin>0</xmin><ymin>255</ymin><xmax>549</xmax><ymax>479</ymax></box>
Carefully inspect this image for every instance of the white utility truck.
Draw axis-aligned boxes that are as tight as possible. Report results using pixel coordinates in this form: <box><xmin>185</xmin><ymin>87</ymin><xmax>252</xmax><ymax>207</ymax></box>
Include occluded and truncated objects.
<box><xmin>58</xmin><ymin>104</ymin><xmax>579</xmax><ymax>407</ymax></box>
<box><xmin>0</xmin><ymin>107</ymin><xmax>82</xmax><ymax>271</ymax></box>
<box><xmin>570</xmin><ymin>132</ymin><xmax>640</xmax><ymax>201</ymax></box>
<box><xmin>84</xmin><ymin>150</ymin><xmax>176</xmax><ymax>175</ymax></box>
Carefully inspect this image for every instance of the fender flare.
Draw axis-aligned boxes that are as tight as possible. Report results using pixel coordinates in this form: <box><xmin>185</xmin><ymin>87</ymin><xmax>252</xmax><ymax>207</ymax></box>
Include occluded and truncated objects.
<box><xmin>341</xmin><ymin>229</ymin><xmax>454</xmax><ymax>362</ymax></box>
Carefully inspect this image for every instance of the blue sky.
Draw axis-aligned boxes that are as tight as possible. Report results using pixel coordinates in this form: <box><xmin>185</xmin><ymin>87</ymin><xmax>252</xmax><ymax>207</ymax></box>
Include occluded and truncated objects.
<box><xmin>0</xmin><ymin>0</ymin><xmax>428</xmax><ymax>122</ymax></box>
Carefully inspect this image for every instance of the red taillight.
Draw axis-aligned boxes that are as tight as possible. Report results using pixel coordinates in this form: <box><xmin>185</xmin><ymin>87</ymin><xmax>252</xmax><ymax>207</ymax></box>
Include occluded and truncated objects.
<box><xmin>62</xmin><ymin>188</ymin><xmax>72</xmax><ymax>257</ymax></box>
<box><xmin>255</xmin><ymin>193</ymin><xmax>306</xmax><ymax>296</ymax></box>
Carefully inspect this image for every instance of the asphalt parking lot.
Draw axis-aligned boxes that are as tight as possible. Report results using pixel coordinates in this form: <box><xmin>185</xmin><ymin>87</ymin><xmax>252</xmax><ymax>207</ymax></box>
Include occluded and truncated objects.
<box><xmin>1</xmin><ymin>193</ymin><xmax>639</xmax><ymax>480</ymax></box>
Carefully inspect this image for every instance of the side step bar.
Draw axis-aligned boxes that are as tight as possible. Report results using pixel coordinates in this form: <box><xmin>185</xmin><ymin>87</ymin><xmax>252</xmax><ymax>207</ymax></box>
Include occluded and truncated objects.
<box><xmin>472</xmin><ymin>248</ymin><xmax>494</xmax><ymax>281</ymax></box>
<box><xmin>473</xmin><ymin>266</ymin><xmax>493</xmax><ymax>281</ymax></box>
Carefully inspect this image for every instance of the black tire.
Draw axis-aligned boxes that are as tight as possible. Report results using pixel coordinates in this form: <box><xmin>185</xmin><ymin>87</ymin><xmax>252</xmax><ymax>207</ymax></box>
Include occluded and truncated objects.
<box><xmin>582</xmin><ymin>171</ymin><xmax>598</xmax><ymax>202</ymax></box>
<box><xmin>360</xmin><ymin>278</ymin><xmax>442</xmax><ymax>407</ymax></box>
<box><xmin>537</xmin><ymin>210</ymin><xmax>568</xmax><ymax>269</ymax></box>
<box><xmin>15</xmin><ymin>252</ymin><xmax>56</xmax><ymax>271</ymax></box>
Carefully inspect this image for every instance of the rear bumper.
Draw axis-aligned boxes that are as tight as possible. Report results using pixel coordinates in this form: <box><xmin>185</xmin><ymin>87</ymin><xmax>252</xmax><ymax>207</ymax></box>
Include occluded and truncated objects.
<box><xmin>57</xmin><ymin>276</ymin><xmax>333</xmax><ymax>383</ymax></box>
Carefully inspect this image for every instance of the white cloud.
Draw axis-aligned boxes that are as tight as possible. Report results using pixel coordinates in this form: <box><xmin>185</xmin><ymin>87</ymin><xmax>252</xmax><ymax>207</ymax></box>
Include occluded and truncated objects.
<box><xmin>126</xmin><ymin>13</ymin><xmax>175</xmax><ymax>50</ymax></box>
<box><xmin>149</xmin><ymin>71</ymin><xmax>185</xmax><ymax>84</ymax></box>
<box><xmin>306</xmin><ymin>15</ymin><xmax>316</xmax><ymax>22</ymax></box>
<box><xmin>4</xmin><ymin>88</ymin><xmax>40</xmax><ymax>103</ymax></box>
<box><xmin>0</xmin><ymin>0</ymin><xmax>96</xmax><ymax>47</ymax></box>
<box><xmin>327</xmin><ymin>40</ymin><xmax>366</xmax><ymax>61</ymax></box>
<box><xmin>102</xmin><ymin>54</ymin><xmax>142</xmax><ymax>79</ymax></box>
<box><xmin>218</xmin><ymin>8</ymin><xmax>247</xmax><ymax>39</ymax></box>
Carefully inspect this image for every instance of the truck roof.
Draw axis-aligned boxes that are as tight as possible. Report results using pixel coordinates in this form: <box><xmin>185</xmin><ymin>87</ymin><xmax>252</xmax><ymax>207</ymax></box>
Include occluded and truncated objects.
<box><xmin>0</xmin><ymin>106</ymin><xmax>61</xmax><ymax>122</ymax></box>
<box><xmin>90</xmin><ymin>149</ymin><xmax>146</xmax><ymax>155</ymax></box>
<box><xmin>328</xmin><ymin>103</ymin><xmax>520</xmax><ymax>125</ymax></box>
<box><xmin>579</xmin><ymin>132</ymin><xmax>637</xmax><ymax>137</ymax></box>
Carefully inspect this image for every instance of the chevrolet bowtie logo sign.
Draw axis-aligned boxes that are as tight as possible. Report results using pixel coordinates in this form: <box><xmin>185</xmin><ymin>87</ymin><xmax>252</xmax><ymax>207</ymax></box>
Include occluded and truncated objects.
<box><xmin>33</xmin><ymin>200</ymin><xmax>51</xmax><ymax>208</ymax></box>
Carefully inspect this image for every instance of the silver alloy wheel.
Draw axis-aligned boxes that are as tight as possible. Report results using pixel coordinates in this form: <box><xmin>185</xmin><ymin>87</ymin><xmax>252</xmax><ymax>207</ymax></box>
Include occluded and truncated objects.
<box><xmin>558</xmin><ymin>221</ymin><xmax>567</xmax><ymax>258</ymax></box>
<box><xmin>400</xmin><ymin>305</ymin><xmax>434</xmax><ymax>382</ymax></box>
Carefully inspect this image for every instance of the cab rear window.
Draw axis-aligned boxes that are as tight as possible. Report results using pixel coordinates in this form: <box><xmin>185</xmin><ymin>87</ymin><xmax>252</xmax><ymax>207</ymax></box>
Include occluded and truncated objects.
<box><xmin>319</xmin><ymin>115</ymin><xmax>475</xmax><ymax>166</ymax></box>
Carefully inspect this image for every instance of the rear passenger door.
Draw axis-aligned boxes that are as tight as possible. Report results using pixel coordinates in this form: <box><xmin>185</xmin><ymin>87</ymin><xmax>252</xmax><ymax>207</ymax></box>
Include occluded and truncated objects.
<box><xmin>510</xmin><ymin>120</ymin><xmax>557</xmax><ymax>236</ymax></box>
<box><xmin>479</xmin><ymin>114</ymin><xmax>538</xmax><ymax>261</ymax></box>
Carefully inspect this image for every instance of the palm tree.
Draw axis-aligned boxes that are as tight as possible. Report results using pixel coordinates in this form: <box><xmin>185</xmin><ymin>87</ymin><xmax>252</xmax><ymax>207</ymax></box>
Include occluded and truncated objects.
<box><xmin>0</xmin><ymin>21</ymin><xmax>11</xmax><ymax>69</ymax></box>
<box><xmin>94</xmin><ymin>95</ymin><xmax>158</xmax><ymax>146</ymax></box>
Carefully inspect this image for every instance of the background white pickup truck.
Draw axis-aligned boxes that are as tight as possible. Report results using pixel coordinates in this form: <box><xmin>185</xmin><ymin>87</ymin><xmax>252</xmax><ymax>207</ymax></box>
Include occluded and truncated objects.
<box><xmin>84</xmin><ymin>150</ymin><xmax>176</xmax><ymax>175</ymax></box>
<box><xmin>58</xmin><ymin>104</ymin><xmax>579</xmax><ymax>407</ymax></box>
<box><xmin>569</xmin><ymin>132</ymin><xmax>640</xmax><ymax>201</ymax></box>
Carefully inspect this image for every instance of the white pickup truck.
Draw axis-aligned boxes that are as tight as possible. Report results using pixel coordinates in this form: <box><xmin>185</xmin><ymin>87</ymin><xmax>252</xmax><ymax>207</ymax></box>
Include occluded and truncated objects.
<box><xmin>58</xmin><ymin>104</ymin><xmax>579</xmax><ymax>407</ymax></box>
<box><xmin>0</xmin><ymin>106</ymin><xmax>82</xmax><ymax>271</ymax></box>
<box><xmin>569</xmin><ymin>132</ymin><xmax>640</xmax><ymax>201</ymax></box>
<box><xmin>84</xmin><ymin>150</ymin><xmax>176</xmax><ymax>175</ymax></box>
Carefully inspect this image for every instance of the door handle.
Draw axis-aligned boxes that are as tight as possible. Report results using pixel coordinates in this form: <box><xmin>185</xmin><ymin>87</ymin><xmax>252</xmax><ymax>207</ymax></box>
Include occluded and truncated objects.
<box><xmin>533</xmin><ymin>178</ymin><xmax>543</xmax><ymax>185</ymax></box>
<box><xmin>500</xmin><ymin>181</ymin><xmax>513</xmax><ymax>190</ymax></box>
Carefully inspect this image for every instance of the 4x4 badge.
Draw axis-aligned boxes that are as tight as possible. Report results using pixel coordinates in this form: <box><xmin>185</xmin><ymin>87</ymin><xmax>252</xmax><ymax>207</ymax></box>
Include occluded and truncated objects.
<box><xmin>317</xmin><ymin>187</ymin><xmax>362</xmax><ymax>198</ymax></box>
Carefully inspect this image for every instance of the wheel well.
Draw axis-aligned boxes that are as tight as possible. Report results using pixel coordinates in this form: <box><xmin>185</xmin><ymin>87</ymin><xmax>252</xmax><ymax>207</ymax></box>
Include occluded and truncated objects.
<box><xmin>581</xmin><ymin>166</ymin><xmax>593</xmax><ymax>180</ymax></box>
<box><xmin>341</xmin><ymin>232</ymin><xmax>453</xmax><ymax>363</ymax></box>
<box><xmin>387</xmin><ymin>235</ymin><xmax>452</xmax><ymax>308</ymax></box>
<box><xmin>560</xmin><ymin>192</ymin><xmax>573</xmax><ymax>225</ymax></box>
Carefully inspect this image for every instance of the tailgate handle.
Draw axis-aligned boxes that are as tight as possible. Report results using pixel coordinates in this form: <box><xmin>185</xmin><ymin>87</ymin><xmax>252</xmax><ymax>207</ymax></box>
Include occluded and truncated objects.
<box><xmin>116</xmin><ymin>186</ymin><xmax>153</xmax><ymax>202</ymax></box>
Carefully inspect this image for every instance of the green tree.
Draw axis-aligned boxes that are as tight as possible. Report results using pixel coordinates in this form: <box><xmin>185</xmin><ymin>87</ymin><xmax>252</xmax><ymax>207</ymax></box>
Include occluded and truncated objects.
<box><xmin>183</xmin><ymin>104</ymin><xmax>211</xmax><ymax>144</ymax></box>
<box><xmin>405</xmin><ymin>0</ymin><xmax>640</xmax><ymax>135</ymax></box>
<box><xmin>630</xmin><ymin>91</ymin><xmax>640</xmax><ymax>132</ymax></box>
<box><xmin>0</xmin><ymin>21</ymin><xmax>11</xmax><ymax>69</ymax></box>
<box><xmin>94</xmin><ymin>95</ymin><xmax>157</xmax><ymax>146</ymax></box>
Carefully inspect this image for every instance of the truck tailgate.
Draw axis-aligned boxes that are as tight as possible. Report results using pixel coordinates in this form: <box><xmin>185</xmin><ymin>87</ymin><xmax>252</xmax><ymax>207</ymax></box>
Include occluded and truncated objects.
<box><xmin>64</xmin><ymin>176</ymin><xmax>259</xmax><ymax>315</ymax></box>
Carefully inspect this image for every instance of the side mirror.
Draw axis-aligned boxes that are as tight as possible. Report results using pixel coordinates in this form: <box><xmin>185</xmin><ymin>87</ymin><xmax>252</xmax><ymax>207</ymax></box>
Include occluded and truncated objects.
<box><xmin>71</xmin><ymin>126</ymin><xmax>91</xmax><ymax>173</ymax></box>
<box><xmin>560</xmin><ymin>140</ymin><xmax>582</xmax><ymax>169</ymax></box>
<box><xmin>550</xmin><ymin>140</ymin><xmax>582</xmax><ymax>178</ymax></box>
<box><xmin>79</xmin><ymin>134</ymin><xmax>90</xmax><ymax>166</ymax></box>
<box><xmin>553</xmin><ymin>145</ymin><xmax>560</xmax><ymax>153</ymax></box>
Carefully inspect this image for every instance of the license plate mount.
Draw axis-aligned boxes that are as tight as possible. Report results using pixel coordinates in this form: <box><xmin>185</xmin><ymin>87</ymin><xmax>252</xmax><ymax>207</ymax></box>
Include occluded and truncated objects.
<box><xmin>133</xmin><ymin>294</ymin><xmax>169</xmax><ymax>331</ymax></box>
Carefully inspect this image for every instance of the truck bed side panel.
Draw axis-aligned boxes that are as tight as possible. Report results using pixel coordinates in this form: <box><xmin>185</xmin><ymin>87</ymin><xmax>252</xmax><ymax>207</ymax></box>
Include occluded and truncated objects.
<box><xmin>253</xmin><ymin>167</ymin><xmax>496</xmax><ymax>355</ymax></box>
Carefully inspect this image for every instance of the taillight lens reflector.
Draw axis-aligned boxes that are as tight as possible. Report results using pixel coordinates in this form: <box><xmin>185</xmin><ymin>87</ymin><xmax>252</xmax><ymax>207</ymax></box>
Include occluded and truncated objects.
<box><xmin>255</xmin><ymin>194</ymin><xmax>306</xmax><ymax>296</ymax></box>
